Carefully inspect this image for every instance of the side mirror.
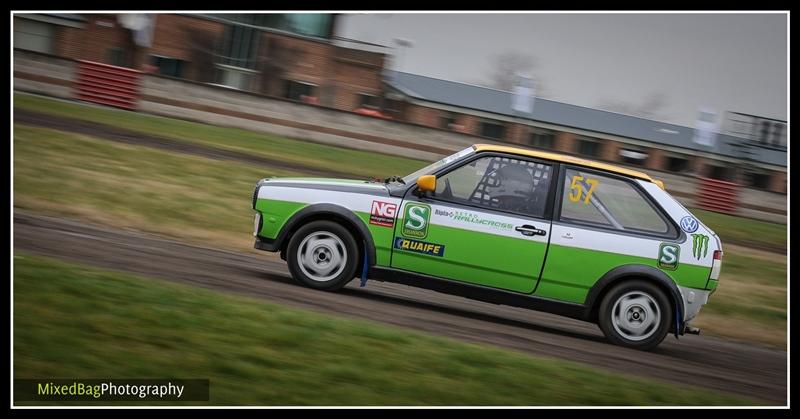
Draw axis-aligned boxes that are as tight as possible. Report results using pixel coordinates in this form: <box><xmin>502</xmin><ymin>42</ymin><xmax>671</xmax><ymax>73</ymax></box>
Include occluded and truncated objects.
<box><xmin>416</xmin><ymin>175</ymin><xmax>436</xmax><ymax>193</ymax></box>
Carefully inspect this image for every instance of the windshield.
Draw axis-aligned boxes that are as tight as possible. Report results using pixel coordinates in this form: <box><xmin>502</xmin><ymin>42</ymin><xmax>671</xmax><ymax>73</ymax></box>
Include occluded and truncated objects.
<box><xmin>401</xmin><ymin>146</ymin><xmax>476</xmax><ymax>184</ymax></box>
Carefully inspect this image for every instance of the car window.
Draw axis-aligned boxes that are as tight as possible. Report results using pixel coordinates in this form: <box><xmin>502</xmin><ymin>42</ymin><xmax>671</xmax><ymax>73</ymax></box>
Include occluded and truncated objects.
<box><xmin>560</xmin><ymin>168</ymin><xmax>669</xmax><ymax>234</ymax></box>
<box><xmin>434</xmin><ymin>155</ymin><xmax>552</xmax><ymax>218</ymax></box>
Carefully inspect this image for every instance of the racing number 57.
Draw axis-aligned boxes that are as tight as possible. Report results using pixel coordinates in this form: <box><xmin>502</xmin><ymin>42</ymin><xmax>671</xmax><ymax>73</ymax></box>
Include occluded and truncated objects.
<box><xmin>568</xmin><ymin>175</ymin><xmax>599</xmax><ymax>204</ymax></box>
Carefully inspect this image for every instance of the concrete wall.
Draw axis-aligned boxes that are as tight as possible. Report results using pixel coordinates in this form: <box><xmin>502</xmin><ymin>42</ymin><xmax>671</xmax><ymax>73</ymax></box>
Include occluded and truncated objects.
<box><xmin>13</xmin><ymin>49</ymin><xmax>787</xmax><ymax>223</ymax></box>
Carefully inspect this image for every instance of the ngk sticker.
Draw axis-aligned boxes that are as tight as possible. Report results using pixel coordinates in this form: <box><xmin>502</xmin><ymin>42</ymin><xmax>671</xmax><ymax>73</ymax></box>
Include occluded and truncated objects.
<box><xmin>369</xmin><ymin>201</ymin><xmax>397</xmax><ymax>227</ymax></box>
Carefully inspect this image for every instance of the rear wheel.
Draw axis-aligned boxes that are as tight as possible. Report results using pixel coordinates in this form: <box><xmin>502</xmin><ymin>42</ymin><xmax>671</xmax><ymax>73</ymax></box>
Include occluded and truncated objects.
<box><xmin>287</xmin><ymin>221</ymin><xmax>359</xmax><ymax>291</ymax></box>
<box><xmin>598</xmin><ymin>280</ymin><xmax>672</xmax><ymax>351</ymax></box>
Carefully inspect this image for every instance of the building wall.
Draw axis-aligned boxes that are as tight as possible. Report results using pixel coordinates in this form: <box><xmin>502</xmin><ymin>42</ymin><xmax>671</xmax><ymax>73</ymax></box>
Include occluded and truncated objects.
<box><xmin>38</xmin><ymin>13</ymin><xmax>386</xmax><ymax>112</ymax></box>
<box><xmin>768</xmin><ymin>171</ymin><xmax>787</xmax><ymax>194</ymax></box>
<box><xmin>405</xmin><ymin>104</ymin><xmax>443</xmax><ymax>128</ymax></box>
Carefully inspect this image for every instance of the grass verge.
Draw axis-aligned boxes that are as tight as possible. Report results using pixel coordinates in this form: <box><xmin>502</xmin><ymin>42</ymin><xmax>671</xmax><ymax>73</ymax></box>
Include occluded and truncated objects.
<box><xmin>13</xmin><ymin>253</ymin><xmax>762</xmax><ymax>406</ymax></box>
<box><xmin>14</xmin><ymin>92</ymin><xmax>428</xmax><ymax>179</ymax></box>
<box><xmin>13</xmin><ymin>124</ymin><xmax>786</xmax><ymax>348</ymax></box>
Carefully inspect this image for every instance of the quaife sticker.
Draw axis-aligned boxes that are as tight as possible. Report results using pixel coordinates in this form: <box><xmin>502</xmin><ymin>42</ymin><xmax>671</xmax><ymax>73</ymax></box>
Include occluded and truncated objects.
<box><xmin>393</xmin><ymin>237</ymin><xmax>445</xmax><ymax>257</ymax></box>
<box><xmin>402</xmin><ymin>203</ymin><xmax>430</xmax><ymax>239</ymax></box>
<box><xmin>658</xmin><ymin>243</ymin><xmax>680</xmax><ymax>270</ymax></box>
<box><xmin>369</xmin><ymin>200</ymin><xmax>397</xmax><ymax>227</ymax></box>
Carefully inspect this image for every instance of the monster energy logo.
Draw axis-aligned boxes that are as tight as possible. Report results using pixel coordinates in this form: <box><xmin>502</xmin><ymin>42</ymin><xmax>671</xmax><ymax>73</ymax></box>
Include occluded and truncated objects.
<box><xmin>691</xmin><ymin>234</ymin><xmax>709</xmax><ymax>259</ymax></box>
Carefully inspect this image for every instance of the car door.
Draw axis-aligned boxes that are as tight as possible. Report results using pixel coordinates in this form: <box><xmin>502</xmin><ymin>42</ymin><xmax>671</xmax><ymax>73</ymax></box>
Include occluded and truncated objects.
<box><xmin>536</xmin><ymin>166</ymin><xmax>681</xmax><ymax>303</ymax></box>
<box><xmin>390</xmin><ymin>153</ymin><xmax>557</xmax><ymax>293</ymax></box>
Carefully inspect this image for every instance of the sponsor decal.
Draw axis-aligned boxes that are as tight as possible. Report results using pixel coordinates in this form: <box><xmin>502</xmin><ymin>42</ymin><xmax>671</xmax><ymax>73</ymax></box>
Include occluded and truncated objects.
<box><xmin>691</xmin><ymin>234</ymin><xmax>709</xmax><ymax>259</ymax></box>
<box><xmin>402</xmin><ymin>203</ymin><xmax>430</xmax><ymax>239</ymax></box>
<box><xmin>433</xmin><ymin>208</ymin><xmax>514</xmax><ymax>230</ymax></box>
<box><xmin>393</xmin><ymin>237</ymin><xmax>445</xmax><ymax>257</ymax></box>
<box><xmin>369</xmin><ymin>200</ymin><xmax>397</xmax><ymax>228</ymax></box>
<box><xmin>680</xmin><ymin>216</ymin><xmax>699</xmax><ymax>233</ymax></box>
<box><xmin>658</xmin><ymin>243</ymin><xmax>680</xmax><ymax>270</ymax></box>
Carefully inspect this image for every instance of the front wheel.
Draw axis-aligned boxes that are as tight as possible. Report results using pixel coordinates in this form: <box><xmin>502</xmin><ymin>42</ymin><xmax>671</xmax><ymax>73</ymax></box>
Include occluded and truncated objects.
<box><xmin>286</xmin><ymin>221</ymin><xmax>359</xmax><ymax>291</ymax></box>
<box><xmin>598</xmin><ymin>280</ymin><xmax>672</xmax><ymax>351</ymax></box>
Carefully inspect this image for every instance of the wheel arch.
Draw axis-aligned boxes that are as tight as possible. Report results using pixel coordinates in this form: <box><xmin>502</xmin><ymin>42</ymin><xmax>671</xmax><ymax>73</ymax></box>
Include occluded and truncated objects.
<box><xmin>584</xmin><ymin>264</ymin><xmax>684</xmax><ymax>335</ymax></box>
<box><xmin>276</xmin><ymin>203</ymin><xmax>376</xmax><ymax>270</ymax></box>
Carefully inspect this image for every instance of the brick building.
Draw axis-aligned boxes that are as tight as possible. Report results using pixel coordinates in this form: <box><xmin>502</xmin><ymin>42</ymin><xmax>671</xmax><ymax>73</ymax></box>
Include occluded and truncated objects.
<box><xmin>13</xmin><ymin>13</ymin><xmax>787</xmax><ymax>194</ymax></box>
<box><xmin>13</xmin><ymin>13</ymin><xmax>387</xmax><ymax>111</ymax></box>
<box><xmin>383</xmin><ymin>72</ymin><xmax>787</xmax><ymax>194</ymax></box>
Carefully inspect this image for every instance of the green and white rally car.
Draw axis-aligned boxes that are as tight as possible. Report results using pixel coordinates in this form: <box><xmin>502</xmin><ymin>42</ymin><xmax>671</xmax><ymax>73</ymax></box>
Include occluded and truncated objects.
<box><xmin>252</xmin><ymin>144</ymin><xmax>722</xmax><ymax>350</ymax></box>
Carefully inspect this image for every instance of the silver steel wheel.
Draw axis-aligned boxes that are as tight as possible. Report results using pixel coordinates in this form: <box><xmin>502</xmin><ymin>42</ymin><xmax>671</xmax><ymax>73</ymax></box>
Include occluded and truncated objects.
<box><xmin>296</xmin><ymin>231</ymin><xmax>348</xmax><ymax>282</ymax></box>
<box><xmin>611</xmin><ymin>291</ymin><xmax>661</xmax><ymax>342</ymax></box>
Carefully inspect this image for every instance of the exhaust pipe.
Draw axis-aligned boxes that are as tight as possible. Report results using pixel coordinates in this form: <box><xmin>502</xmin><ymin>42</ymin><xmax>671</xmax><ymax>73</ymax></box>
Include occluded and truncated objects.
<box><xmin>685</xmin><ymin>326</ymin><xmax>701</xmax><ymax>335</ymax></box>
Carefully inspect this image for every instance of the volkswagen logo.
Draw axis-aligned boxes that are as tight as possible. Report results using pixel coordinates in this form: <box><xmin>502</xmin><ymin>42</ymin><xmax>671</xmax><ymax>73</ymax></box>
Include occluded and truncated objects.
<box><xmin>680</xmin><ymin>216</ymin><xmax>699</xmax><ymax>233</ymax></box>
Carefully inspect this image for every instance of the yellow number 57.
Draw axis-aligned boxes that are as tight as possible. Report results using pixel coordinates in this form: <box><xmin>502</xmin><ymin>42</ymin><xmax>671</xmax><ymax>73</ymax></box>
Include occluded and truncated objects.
<box><xmin>568</xmin><ymin>176</ymin><xmax>599</xmax><ymax>204</ymax></box>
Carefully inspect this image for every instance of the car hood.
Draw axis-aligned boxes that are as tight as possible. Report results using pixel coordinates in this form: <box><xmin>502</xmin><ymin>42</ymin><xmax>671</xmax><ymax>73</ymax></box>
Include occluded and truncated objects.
<box><xmin>257</xmin><ymin>177</ymin><xmax>392</xmax><ymax>194</ymax></box>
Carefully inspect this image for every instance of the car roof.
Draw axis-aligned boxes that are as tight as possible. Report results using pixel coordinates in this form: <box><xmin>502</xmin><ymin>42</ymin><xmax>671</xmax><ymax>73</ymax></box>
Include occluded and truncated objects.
<box><xmin>473</xmin><ymin>144</ymin><xmax>656</xmax><ymax>183</ymax></box>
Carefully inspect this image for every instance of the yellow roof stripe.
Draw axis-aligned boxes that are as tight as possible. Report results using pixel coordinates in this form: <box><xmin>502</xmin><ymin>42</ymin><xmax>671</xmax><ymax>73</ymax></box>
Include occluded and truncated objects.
<box><xmin>473</xmin><ymin>144</ymin><xmax>655</xmax><ymax>182</ymax></box>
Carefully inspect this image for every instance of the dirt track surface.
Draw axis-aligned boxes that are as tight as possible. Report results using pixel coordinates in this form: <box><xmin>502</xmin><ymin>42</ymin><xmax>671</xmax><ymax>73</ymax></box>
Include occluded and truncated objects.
<box><xmin>13</xmin><ymin>211</ymin><xmax>787</xmax><ymax>404</ymax></box>
<box><xmin>14</xmin><ymin>109</ymin><xmax>354</xmax><ymax>179</ymax></box>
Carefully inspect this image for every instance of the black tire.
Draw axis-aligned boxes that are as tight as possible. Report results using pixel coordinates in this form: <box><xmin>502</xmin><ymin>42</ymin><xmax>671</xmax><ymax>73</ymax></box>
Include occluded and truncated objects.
<box><xmin>286</xmin><ymin>220</ymin><xmax>359</xmax><ymax>291</ymax></box>
<box><xmin>598</xmin><ymin>280</ymin><xmax>672</xmax><ymax>351</ymax></box>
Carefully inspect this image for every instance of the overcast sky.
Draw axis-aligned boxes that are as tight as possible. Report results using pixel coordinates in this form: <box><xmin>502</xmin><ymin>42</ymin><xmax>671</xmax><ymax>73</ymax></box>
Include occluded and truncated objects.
<box><xmin>338</xmin><ymin>13</ymin><xmax>787</xmax><ymax>128</ymax></box>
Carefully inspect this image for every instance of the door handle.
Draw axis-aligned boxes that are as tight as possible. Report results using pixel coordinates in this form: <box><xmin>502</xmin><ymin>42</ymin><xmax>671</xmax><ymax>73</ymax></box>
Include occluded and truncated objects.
<box><xmin>515</xmin><ymin>225</ymin><xmax>547</xmax><ymax>237</ymax></box>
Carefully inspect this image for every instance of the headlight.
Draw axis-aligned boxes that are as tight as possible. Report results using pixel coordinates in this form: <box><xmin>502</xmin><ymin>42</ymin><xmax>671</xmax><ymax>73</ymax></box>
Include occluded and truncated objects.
<box><xmin>252</xmin><ymin>184</ymin><xmax>261</xmax><ymax>210</ymax></box>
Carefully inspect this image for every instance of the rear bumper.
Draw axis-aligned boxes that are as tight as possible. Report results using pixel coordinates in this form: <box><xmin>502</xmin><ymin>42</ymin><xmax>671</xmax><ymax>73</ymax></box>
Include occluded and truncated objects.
<box><xmin>677</xmin><ymin>285</ymin><xmax>711</xmax><ymax>322</ymax></box>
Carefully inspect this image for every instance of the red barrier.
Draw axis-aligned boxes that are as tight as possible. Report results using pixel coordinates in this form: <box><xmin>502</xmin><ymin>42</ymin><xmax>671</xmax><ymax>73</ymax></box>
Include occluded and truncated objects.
<box><xmin>74</xmin><ymin>61</ymin><xmax>141</xmax><ymax>110</ymax></box>
<box><xmin>696</xmin><ymin>176</ymin><xmax>739</xmax><ymax>214</ymax></box>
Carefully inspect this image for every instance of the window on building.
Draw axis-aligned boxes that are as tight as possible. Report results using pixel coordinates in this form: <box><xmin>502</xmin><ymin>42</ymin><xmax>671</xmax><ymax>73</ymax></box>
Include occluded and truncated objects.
<box><xmin>528</xmin><ymin>128</ymin><xmax>555</xmax><ymax>149</ymax></box>
<box><xmin>219</xmin><ymin>24</ymin><xmax>260</xmax><ymax>70</ymax></box>
<box><xmin>666</xmin><ymin>156</ymin><xmax>690</xmax><ymax>172</ymax></box>
<box><xmin>479</xmin><ymin>120</ymin><xmax>507</xmax><ymax>140</ymax></box>
<box><xmin>213</xmin><ymin>64</ymin><xmax>256</xmax><ymax>90</ymax></box>
<box><xmin>151</xmin><ymin>55</ymin><xmax>184</xmax><ymax>78</ymax></box>
<box><xmin>285</xmin><ymin>14</ymin><xmax>334</xmax><ymax>38</ymax></box>
<box><xmin>358</xmin><ymin>93</ymin><xmax>379</xmax><ymax>109</ymax></box>
<box><xmin>434</xmin><ymin>156</ymin><xmax>553</xmax><ymax>218</ymax></box>
<box><xmin>207</xmin><ymin>14</ymin><xmax>334</xmax><ymax>39</ymax></box>
<box><xmin>742</xmin><ymin>171</ymin><xmax>770</xmax><ymax>190</ymax></box>
<box><xmin>560</xmin><ymin>168</ymin><xmax>670</xmax><ymax>235</ymax></box>
<box><xmin>14</xmin><ymin>18</ymin><xmax>55</xmax><ymax>54</ymax></box>
<box><xmin>440</xmin><ymin>112</ymin><xmax>457</xmax><ymax>130</ymax></box>
<box><xmin>708</xmin><ymin>165</ymin><xmax>734</xmax><ymax>182</ymax></box>
<box><xmin>619</xmin><ymin>148</ymin><xmax>649</xmax><ymax>166</ymax></box>
<box><xmin>108</xmin><ymin>47</ymin><xmax>129</xmax><ymax>67</ymax></box>
<box><xmin>575</xmin><ymin>138</ymin><xmax>602</xmax><ymax>158</ymax></box>
<box><xmin>285</xmin><ymin>80</ymin><xmax>317</xmax><ymax>102</ymax></box>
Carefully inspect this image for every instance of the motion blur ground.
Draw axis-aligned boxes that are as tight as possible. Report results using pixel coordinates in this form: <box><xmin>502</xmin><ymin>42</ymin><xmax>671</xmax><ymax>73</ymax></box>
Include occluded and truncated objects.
<box><xmin>12</xmin><ymin>93</ymin><xmax>787</xmax><ymax>404</ymax></box>
<box><xmin>12</xmin><ymin>12</ymin><xmax>787</xmax><ymax>407</ymax></box>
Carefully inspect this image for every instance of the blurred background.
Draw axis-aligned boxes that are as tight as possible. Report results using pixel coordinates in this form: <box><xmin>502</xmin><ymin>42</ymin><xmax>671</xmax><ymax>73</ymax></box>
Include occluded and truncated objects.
<box><xmin>12</xmin><ymin>12</ymin><xmax>788</xmax><ymax>406</ymax></box>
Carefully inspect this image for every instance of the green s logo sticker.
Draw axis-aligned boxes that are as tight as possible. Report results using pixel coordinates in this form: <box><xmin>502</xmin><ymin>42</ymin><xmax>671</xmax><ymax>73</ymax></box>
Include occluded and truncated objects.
<box><xmin>402</xmin><ymin>203</ymin><xmax>430</xmax><ymax>239</ymax></box>
<box><xmin>658</xmin><ymin>243</ymin><xmax>680</xmax><ymax>270</ymax></box>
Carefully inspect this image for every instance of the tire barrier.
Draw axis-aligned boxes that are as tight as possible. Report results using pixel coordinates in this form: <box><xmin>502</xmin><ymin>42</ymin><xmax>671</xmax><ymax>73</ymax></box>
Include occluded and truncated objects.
<box><xmin>696</xmin><ymin>176</ymin><xmax>739</xmax><ymax>214</ymax></box>
<box><xmin>74</xmin><ymin>60</ymin><xmax>141</xmax><ymax>110</ymax></box>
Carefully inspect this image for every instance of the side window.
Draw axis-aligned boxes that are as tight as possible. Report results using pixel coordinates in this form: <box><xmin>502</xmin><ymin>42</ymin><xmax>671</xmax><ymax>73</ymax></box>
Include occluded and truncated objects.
<box><xmin>560</xmin><ymin>168</ymin><xmax>669</xmax><ymax>234</ymax></box>
<box><xmin>434</xmin><ymin>156</ymin><xmax>552</xmax><ymax>218</ymax></box>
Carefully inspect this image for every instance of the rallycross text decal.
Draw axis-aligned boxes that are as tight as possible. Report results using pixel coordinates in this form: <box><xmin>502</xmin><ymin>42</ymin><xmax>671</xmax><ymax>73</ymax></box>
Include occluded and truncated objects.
<box><xmin>433</xmin><ymin>208</ymin><xmax>514</xmax><ymax>230</ymax></box>
<box><xmin>393</xmin><ymin>237</ymin><xmax>445</xmax><ymax>257</ymax></box>
<box><xmin>402</xmin><ymin>203</ymin><xmax>431</xmax><ymax>239</ymax></box>
<box><xmin>658</xmin><ymin>243</ymin><xmax>680</xmax><ymax>270</ymax></box>
<box><xmin>691</xmin><ymin>234</ymin><xmax>709</xmax><ymax>259</ymax></box>
<box><xmin>369</xmin><ymin>200</ymin><xmax>397</xmax><ymax>228</ymax></box>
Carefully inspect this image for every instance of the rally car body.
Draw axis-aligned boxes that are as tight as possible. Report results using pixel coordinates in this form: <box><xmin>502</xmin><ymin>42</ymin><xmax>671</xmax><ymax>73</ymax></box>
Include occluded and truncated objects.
<box><xmin>252</xmin><ymin>144</ymin><xmax>722</xmax><ymax>350</ymax></box>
